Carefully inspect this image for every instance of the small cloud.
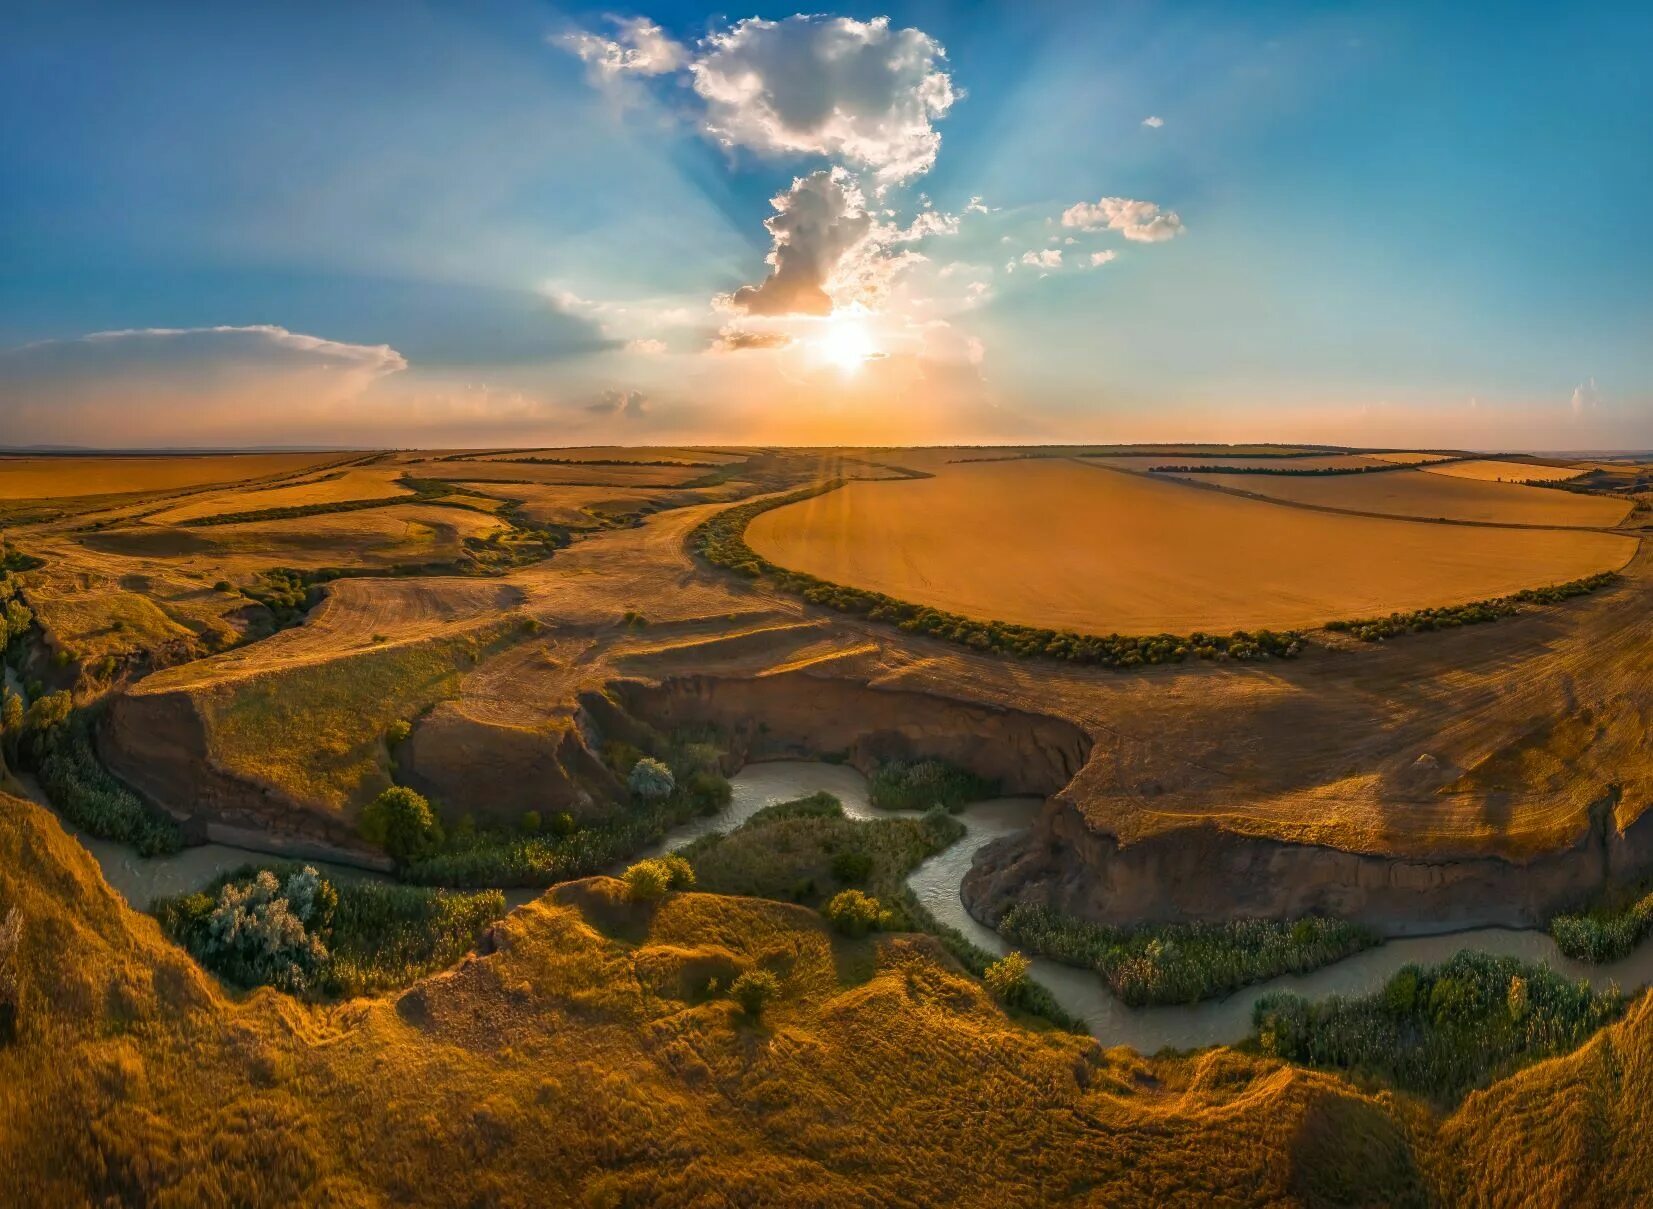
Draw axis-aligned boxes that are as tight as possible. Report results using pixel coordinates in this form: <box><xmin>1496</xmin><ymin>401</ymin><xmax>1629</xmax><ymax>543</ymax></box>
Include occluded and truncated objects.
<box><xmin>625</xmin><ymin>338</ymin><xmax>667</xmax><ymax>355</ymax></box>
<box><xmin>587</xmin><ymin>388</ymin><xmax>649</xmax><ymax>419</ymax></box>
<box><xmin>1062</xmin><ymin>196</ymin><xmax>1186</xmax><ymax>242</ymax></box>
<box><xmin>1088</xmin><ymin>250</ymin><xmax>1118</xmax><ymax>267</ymax></box>
<box><xmin>556</xmin><ymin>18</ymin><xmax>686</xmax><ymax>80</ymax></box>
<box><xmin>1021</xmin><ymin>249</ymin><xmax>1062</xmax><ymax>269</ymax></box>
<box><xmin>963</xmin><ymin>281</ymin><xmax>991</xmax><ymax>305</ymax></box>
<box><xmin>1571</xmin><ymin>377</ymin><xmax>1599</xmax><ymax>414</ymax></box>
<box><xmin>964</xmin><ymin>195</ymin><xmax>992</xmax><ymax>215</ymax></box>
<box><xmin>711</xmin><ymin>326</ymin><xmax>794</xmax><ymax>352</ymax></box>
<box><xmin>1142</xmin><ymin>115</ymin><xmax>1165</xmax><ymax>128</ymax></box>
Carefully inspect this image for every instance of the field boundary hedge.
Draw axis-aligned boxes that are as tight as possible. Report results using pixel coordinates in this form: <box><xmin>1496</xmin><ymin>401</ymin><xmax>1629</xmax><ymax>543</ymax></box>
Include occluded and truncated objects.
<box><xmin>1324</xmin><ymin>571</ymin><xmax>1619</xmax><ymax>641</ymax></box>
<box><xmin>688</xmin><ymin>481</ymin><xmax>1305</xmax><ymax>669</ymax></box>
<box><xmin>1149</xmin><ymin>455</ymin><xmax>1474</xmax><ymax>477</ymax></box>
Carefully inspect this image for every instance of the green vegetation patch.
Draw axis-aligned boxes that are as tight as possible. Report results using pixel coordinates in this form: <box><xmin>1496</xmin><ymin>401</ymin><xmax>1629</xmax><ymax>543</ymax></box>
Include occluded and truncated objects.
<box><xmin>1550</xmin><ymin>883</ymin><xmax>1653</xmax><ymax>963</ymax></box>
<box><xmin>1252</xmin><ymin>951</ymin><xmax>1623</xmax><ymax>1101</ymax></box>
<box><xmin>999</xmin><ymin>904</ymin><xmax>1378</xmax><ymax>1006</ymax></box>
<box><xmin>200</xmin><ymin>627</ymin><xmax>511</xmax><ymax>811</ymax></box>
<box><xmin>680</xmin><ymin>792</ymin><xmax>963</xmax><ymax>927</ymax></box>
<box><xmin>153</xmin><ymin>863</ymin><xmax>503</xmax><ymax>998</ymax></box>
<box><xmin>690</xmin><ymin>484</ymin><xmax>1305</xmax><ymax>668</ymax></box>
<box><xmin>8</xmin><ymin>698</ymin><xmax>183</xmax><ymax>855</ymax></box>
<box><xmin>1325</xmin><ymin>572</ymin><xmax>1618</xmax><ymax>641</ymax></box>
<box><xmin>869</xmin><ymin>759</ymin><xmax>998</xmax><ymax>813</ymax></box>
<box><xmin>399</xmin><ymin>728</ymin><xmax>734</xmax><ymax>887</ymax></box>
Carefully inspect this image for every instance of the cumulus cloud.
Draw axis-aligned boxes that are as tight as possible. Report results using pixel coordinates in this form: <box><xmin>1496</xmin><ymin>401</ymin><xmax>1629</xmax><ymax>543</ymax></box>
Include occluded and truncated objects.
<box><xmin>1020</xmin><ymin>249</ymin><xmax>1062</xmax><ymax>269</ymax></box>
<box><xmin>557</xmin><ymin>18</ymin><xmax>686</xmax><ymax>80</ymax></box>
<box><xmin>587</xmin><ymin>388</ymin><xmax>649</xmax><ymax>419</ymax></box>
<box><xmin>625</xmin><ymin>337</ymin><xmax>667</xmax><ymax>355</ymax></box>
<box><xmin>1061</xmin><ymin>196</ymin><xmax>1186</xmax><ymax>242</ymax></box>
<box><xmin>964</xmin><ymin>195</ymin><xmax>991</xmax><ymax>214</ymax></box>
<box><xmin>711</xmin><ymin>326</ymin><xmax>795</xmax><ymax>352</ymax></box>
<box><xmin>1141</xmin><ymin>115</ymin><xmax>1164</xmax><ymax>128</ymax></box>
<box><xmin>1088</xmin><ymin>250</ymin><xmax>1118</xmax><ymax>267</ymax></box>
<box><xmin>723</xmin><ymin>168</ymin><xmax>922</xmax><ymax>316</ymax></box>
<box><xmin>962</xmin><ymin>281</ymin><xmax>991</xmax><ymax>306</ymax></box>
<box><xmin>691</xmin><ymin>15</ymin><xmax>956</xmax><ymax>184</ymax></box>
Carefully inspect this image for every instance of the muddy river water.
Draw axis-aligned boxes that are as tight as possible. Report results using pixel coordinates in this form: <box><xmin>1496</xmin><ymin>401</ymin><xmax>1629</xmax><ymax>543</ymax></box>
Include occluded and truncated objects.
<box><xmin>30</xmin><ymin>758</ymin><xmax>1653</xmax><ymax>1053</ymax></box>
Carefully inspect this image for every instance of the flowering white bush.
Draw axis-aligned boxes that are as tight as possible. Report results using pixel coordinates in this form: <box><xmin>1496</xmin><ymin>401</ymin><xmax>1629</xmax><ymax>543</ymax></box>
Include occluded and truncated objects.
<box><xmin>204</xmin><ymin>868</ymin><xmax>328</xmax><ymax>991</ymax></box>
<box><xmin>628</xmin><ymin>757</ymin><xmax>675</xmax><ymax>800</ymax></box>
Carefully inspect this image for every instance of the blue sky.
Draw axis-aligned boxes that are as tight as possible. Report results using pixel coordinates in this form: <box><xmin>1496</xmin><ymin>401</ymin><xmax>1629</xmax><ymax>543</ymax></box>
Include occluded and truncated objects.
<box><xmin>1</xmin><ymin>1</ymin><xmax>1649</xmax><ymax>447</ymax></box>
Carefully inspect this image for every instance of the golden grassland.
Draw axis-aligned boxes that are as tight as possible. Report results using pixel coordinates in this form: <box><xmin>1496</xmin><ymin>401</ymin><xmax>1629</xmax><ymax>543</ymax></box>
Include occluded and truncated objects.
<box><xmin>0</xmin><ymin>453</ymin><xmax>347</xmax><ymax>500</ymax></box>
<box><xmin>460</xmin><ymin>445</ymin><xmax>751</xmax><ymax>465</ymax></box>
<box><xmin>1096</xmin><ymin>453</ymin><xmax>1388</xmax><ymax>471</ymax></box>
<box><xmin>9</xmin><ymin>786</ymin><xmax>1653</xmax><ymax>1206</ymax></box>
<box><xmin>1187</xmin><ymin>466</ymin><xmax>1632</xmax><ymax>527</ymax></box>
<box><xmin>144</xmin><ymin>466</ymin><xmax>414</xmax><ymax>523</ymax></box>
<box><xmin>196</xmin><ymin>624</ymin><xmax>516</xmax><ymax>812</ymax></box>
<box><xmin>80</xmin><ymin>504</ymin><xmax>507</xmax><ymax>572</ymax></box>
<box><xmin>1364</xmin><ymin>451</ymin><xmax>1460</xmax><ymax>464</ymax></box>
<box><xmin>745</xmin><ymin>460</ymin><xmax>1637</xmax><ymax>633</ymax></box>
<box><xmin>456</xmin><ymin>480</ymin><xmax>735</xmax><ymax>527</ymax></box>
<box><xmin>1424</xmin><ymin>459</ymin><xmax>1586</xmax><ymax>483</ymax></box>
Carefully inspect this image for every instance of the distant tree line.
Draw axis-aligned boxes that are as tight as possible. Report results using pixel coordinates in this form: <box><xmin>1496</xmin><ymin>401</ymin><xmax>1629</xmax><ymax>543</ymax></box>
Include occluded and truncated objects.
<box><xmin>689</xmin><ymin>483</ymin><xmax>1305</xmax><ymax>669</ymax></box>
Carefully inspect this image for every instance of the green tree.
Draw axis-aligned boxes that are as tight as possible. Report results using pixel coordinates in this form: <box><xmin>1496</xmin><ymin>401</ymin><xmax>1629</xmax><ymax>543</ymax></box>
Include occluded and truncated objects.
<box><xmin>359</xmin><ymin>787</ymin><xmax>443</xmax><ymax>865</ymax></box>
<box><xmin>23</xmin><ymin>691</ymin><xmax>71</xmax><ymax>734</ymax></box>
<box><xmin>983</xmin><ymin>951</ymin><xmax>1032</xmax><ymax>1003</ymax></box>
<box><xmin>823</xmin><ymin>889</ymin><xmax>881</xmax><ymax>937</ymax></box>
<box><xmin>628</xmin><ymin>757</ymin><xmax>675</xmax><ymax>800</ymax></box>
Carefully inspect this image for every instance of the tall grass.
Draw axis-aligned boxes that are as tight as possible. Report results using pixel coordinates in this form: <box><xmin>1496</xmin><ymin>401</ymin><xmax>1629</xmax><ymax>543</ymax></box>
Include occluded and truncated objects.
<box><xmin>1253</xmin><ymin>950</ymin><xmax>1622</xmax><ymax>1100</ymax></box>
<box><xmin>1550</xmin><ymin>885</ymin><xmax>1653</xmax><ymax>963</ymax></box>
<box><xmin>868</xmin><ymin>759</ymin><xmax>998</xmax><ymax>813</ymax></box>
<box><xmin>1000</xmin><ymin>903</ymin><xmax>1377</xmax><ymax>1006</ymax></box>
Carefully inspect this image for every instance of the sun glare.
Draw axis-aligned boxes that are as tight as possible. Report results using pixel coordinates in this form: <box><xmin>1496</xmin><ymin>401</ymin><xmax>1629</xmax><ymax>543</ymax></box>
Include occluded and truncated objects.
<box><xmin>815</xmin><ymin>315</ymin><xmax>878</xmax><ymax>374</ymax></box>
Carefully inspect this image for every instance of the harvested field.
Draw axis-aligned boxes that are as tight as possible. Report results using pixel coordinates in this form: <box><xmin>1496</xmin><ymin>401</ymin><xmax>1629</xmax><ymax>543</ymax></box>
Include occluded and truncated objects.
<box><xmin>1424</xmin><ymin>459</ymin><xmax>1586</xmax><ymax>483</ymax></box>
<box><xmin>0</xmin><ymin>453</ymin><xmax>346</xmax><ymax>500</ymax></box>
<box><xmin>458</xmin><ymin>445</ymin><xmax>749</xmax><ymax>465</ymax></box>
<box><xmin>745</xmin><ymin>460</ymin><xmax>1637</xmax><ymax>633</ymax></box>
<box><xmin>79</xmin><ymin>504</ymin><xmax>506</xmax><ymax>572</ymax></box>
<box><xmin>430</xmin><ymin>459</ymin><xmax>709</xmax><ymax>488</ymax></box>
<box><xmin>145</xmin><ymin>465</ymin><xmax>412</xmax><ymax>522</ymax></box>
<box><xmin>1366</xmin><ymin>451</ymin><xmax>1460</xmax><ymax>464</ymax></box>
<box><xmin>1185</xmin><ymin>467</ymin><xmax>1632</xmax><ymax>527</ymax></box>
<box><xmin>456</xmin><ymin>481</ymin><xmax>730</xmax><ymax>527</ymax></box>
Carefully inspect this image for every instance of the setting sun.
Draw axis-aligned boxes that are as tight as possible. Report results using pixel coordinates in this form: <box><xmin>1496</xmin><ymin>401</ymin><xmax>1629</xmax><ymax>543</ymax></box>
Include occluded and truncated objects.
<box><xmin>814</xmin><ymin>315</ymin><xmax>878</xmax><ymax>374</ymax></box>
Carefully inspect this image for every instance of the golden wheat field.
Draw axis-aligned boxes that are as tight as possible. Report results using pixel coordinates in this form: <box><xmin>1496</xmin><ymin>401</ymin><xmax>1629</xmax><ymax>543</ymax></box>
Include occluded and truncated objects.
<box><xmin>430</xmin><ymin>458</ymin><xmax>708</xmax><ymax>488</ymax></box>
<box><xmin>1423</xmin><ymin>458</ymin><xmax>1586</xmax><ymax>482</ymax></box>
<box><xmin>1183</xmin><ymin>466</ymin><xmax>1631</xmax><ymax>527</ymax></box>
<box><xmin>1091</xmin><ymin>453</ymin><xmax>1386</xmax><ymax>472</ymax></box>
<box><xmin>0</xmin><ymin>453</ymin><xmax>347</xmax><ymax>500</ymax></box>
<box><xmin>746</xmin><ymin>459</ymin><xmax>1636</xmax><ymax>632</ymax></box>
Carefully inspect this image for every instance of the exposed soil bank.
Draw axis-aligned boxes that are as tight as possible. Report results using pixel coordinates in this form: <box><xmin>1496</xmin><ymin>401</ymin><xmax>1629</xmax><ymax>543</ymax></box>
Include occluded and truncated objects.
<box><xmin>602</xmin><ymin>671</ymin><xmax>1093</xmax><ymax>798</ymax></box>
<box><xmin>963</xmin><ymin>787</ymin><xmax>1652</xmax><ymax>934</ymax></box>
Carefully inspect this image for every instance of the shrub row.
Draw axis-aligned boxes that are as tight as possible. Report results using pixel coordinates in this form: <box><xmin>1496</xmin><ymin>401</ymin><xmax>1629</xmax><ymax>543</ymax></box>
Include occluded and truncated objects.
<box><xmin>1253</xmin><ymin>950</ymin><xmax>1622</xmax><ymax>1101</ymax></box>
<box><xmin>998</xmin><ymin>904</ymin><xmax>1378</xmax><ymax>1006</ymax></box>
<box><xmin>1325</xmin><ymin>572</ymin><xmax>1618</xmax><ymax>641</ymax></box>
<box><xmin>1148</xmin><ymin>461</ymin><xmax>1442</xmax><ymax>476</ymax></box>
<box><xmin>689</xmin><ymin>485</ymin><xmax>1305</xmax><ymax>669</ymax></box>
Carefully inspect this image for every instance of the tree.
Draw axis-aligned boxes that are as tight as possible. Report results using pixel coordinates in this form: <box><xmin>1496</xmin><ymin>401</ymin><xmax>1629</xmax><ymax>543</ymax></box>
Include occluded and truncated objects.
<box><xmin>360</xmin><ymin>786</ymin><xmax>443</xmax><ymax>865</ymax></box>
<box><xmin>824</xmin><ymin>890</ymin><xmax>881</xmax><ymax>937</ymax></box>
<box><xmin>628</xmin><ymin>757</ymin><xmax>675</xmax><ymax>801</ymax></box>
<box><xmin>23</xmin><ymin>691</ymin><xmax>71</xmax><ymax>735</ymax></box>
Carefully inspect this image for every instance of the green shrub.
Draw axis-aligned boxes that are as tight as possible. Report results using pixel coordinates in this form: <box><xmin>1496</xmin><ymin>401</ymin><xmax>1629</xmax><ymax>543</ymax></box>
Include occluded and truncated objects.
<box><xmin>385</xmin><ymin>719</ymin><xmax>413</xmax><ymax>746</ymax></box>
<box><xmin>823</xmin><ymin>889</ymin><xmax>881</xmax><ymax>937</ymax></box>
<box><xmin>983</xmin><ymin>951</ymin><xmax>1032</xmax><ymax>1003</ymax></box>
<box><xmin>622</xmin><ymin>859</ymin><xmax>672</xmax><ymax>902</ymax></box>
<box><xmin>830</xmin><ymin>849</ymin><xmax>874</xmax><ymax>884</ymax></box>
<box><xmin>628</xmin><ymin>757</ymin><xmax>675</xmax><ymax>801</ymax></box>
<box><xmin>360</xmin><ymin>787</ymin><xmax>444</xmax><ymax>865</ymax></box>
<box><xmin>729</xmin><ymin>969</ymin><xmax>780</xmax><ymax>1017</ymax></box>
<box><xmin>1326</xmin><ymin>572</ymin><xmax>1617</xmax><ymax>641</ymax></box>
<box><xmin>657</xmin><ymin>853</ymin><xmax>695</xmax><ymax>890</ymax></box>
<box><xmin>19</xmin><ymin>703</ymin><xmax>183</xmax><ymax>855</ymax></box>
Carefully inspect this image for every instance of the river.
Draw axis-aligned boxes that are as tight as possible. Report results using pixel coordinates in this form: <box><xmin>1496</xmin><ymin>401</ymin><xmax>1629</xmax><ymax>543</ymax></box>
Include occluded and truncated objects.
<box><xmin>20</xmin><ymin>757</ymin><xmax>1653</xmax><ymax>1052</ymax></box>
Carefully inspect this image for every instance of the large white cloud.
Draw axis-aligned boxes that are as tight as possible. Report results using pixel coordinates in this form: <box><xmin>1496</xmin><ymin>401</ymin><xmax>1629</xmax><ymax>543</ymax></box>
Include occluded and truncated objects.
<box><xmin>690</xmin><ymin>15</ymin><xmax>956</xmax><ymax>184</ymax></box>
<box><xmin>1061</xmin><ymin>196</ymin><xmax>1186</xmax><ymax>243</ymax></box>
<box><xmin>723</xmin><ymin>168</ymin><xmax>926</xmax><ymax>317</ymax></box>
